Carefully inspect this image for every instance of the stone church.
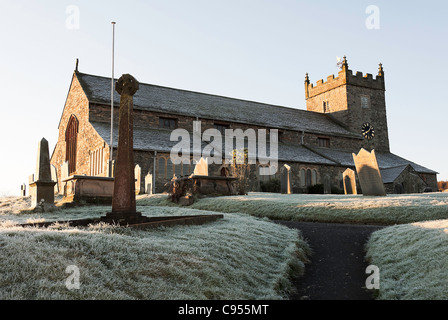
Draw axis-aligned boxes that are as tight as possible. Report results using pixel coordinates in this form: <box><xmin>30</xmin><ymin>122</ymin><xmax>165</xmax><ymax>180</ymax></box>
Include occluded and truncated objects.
<box><xmin>50</xmin><ymin>57</ymin><xmax>437</xmax><ymax>197</ymax></box>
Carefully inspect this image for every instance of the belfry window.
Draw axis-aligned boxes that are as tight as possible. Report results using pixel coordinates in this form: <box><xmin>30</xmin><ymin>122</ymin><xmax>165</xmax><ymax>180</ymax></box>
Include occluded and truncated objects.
<box><xmin>65</xmin><ymin>115</ymin><xmax>79</xmax><ymax>174</ymax></box>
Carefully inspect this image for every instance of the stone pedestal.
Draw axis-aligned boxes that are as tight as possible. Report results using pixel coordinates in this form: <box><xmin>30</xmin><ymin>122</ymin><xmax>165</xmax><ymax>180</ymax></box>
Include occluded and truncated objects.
<box><xmin>29</xmin><ymin>138</ymin><xmax>57</xmax><ymax>210</ymax></box>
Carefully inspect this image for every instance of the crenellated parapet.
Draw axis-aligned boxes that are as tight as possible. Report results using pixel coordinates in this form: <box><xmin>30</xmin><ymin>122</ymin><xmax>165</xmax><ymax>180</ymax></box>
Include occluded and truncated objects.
<box><xmin>305</xmin><ymin>57</ymin><xmax>385</xmax><ymax>99</ymax></box>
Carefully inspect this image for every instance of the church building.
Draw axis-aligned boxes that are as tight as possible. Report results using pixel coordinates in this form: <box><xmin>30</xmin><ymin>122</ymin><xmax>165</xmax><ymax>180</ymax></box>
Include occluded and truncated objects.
<box><xmin>50</xmin><ymin>57</ymin><xmax>438</xmax><ymax>196</ymax></box>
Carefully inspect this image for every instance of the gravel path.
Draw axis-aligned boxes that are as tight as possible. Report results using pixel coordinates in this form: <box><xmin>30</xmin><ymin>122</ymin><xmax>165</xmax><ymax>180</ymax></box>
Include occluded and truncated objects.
<box><xmin>276</xmin><ymin>221</ymin><xmax>384</xmax><ymax>300</ymax></box>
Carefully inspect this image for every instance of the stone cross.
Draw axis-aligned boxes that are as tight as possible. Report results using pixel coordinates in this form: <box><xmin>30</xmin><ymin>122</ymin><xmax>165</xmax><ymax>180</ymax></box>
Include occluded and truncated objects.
<box><xmin>103</xmin><ymin>74</ymin><xmax>143</xmax><ymax>223</ymax></box>
<box><xmin>29</xmin><ymin>138</ymin><xmax>57</xmax><ymax>210</ymax></box>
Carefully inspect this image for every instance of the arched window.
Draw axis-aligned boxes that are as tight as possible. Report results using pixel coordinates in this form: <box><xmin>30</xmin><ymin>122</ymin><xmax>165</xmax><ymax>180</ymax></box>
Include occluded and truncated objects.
<box><xmin>65</xmin><ymin>115</ymin><xmax>79</xmax><ymax>174</ymax></box>
<box><xmin>306</xmin><ymin>169</ymin><xmax>312</xmax><ymax>187</ymax></box>
<box><xmin>158</xmin><ymin>157</ymin><xmax>166</xmax><ymax>178</ymax></box>
<box><xmin>312</xmin><ymin>170</ymin><xmax>317</xmax><ymax>185</ymax></box>
<box><xmin>300</xmin><ymin>169</ymin><xmax>306</xmax><ymax>187</ymax></box>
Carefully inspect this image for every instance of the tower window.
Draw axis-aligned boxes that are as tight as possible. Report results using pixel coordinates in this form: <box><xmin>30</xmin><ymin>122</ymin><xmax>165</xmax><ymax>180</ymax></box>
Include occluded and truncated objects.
<box><xmin>214</xmin><ymin>123</ymin><xmax>230</xmax><ymax>135</ymax></box>
<box><xmin>361</xmin><ymin>96</ymin><xmax>370</xmax><ymax>109</ymax></box>
<box><xmin>159</xmin><ymin>117</ymin><xmax>177</xmax><ymax>129</ymax></box>
<box><xmin>318</xmin><ymin>137</ymin><xmax>330</xmax><ymax>148</ymax></box>
<box><xmin>322</xmin><ymin>101</ymin><xmax>329</xmax><ymax>113</ymax></box>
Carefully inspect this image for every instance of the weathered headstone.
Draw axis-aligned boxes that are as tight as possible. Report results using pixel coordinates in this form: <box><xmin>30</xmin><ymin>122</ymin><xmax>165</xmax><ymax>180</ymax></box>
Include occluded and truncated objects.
<box><xmin>51</xmin><ymin>164</ymin><xmax>59</xmax><ymax>194</ymax></box>
<box><xmin>323</xmin><ymin>174</ymin><xmax>331</xmax><ymax>194</ymax></box>
<box><xmin>102</xmin><ymin>74</ymin><xmax>143</xmax><ymax>223</ymax></box>
<box><xmin>145</xmin><ymin>172</ymin><xmax>153</xmax><ymax>194</ymax></box>
<box><xmin>20</xmin><ymin>184</ymin><xmax>26</xmax><ymax>197</ymax></box>
<box><xmin>352</xmin><ymin>149</ymin><xmax>386</xmax><ymax>196</ymax></box>
<box><xmin>343</xmin><ymin>168</ymin><xmax>357</xmax><ymax>195</ymax></box>
<box><xmin>29</xmin><ymin>138</ymin><xmax>57</xmax><ymax>210</ymax></box>
<box><xmin>193</xmin><ymin>157</ymin><xmax>209</xmax><ymax>176</ymax></box>
<box><xmin>280</xmin><ymin>164</ymin><xmax>292</xmax><ymax>194</ymax></box>
<box><xmin>134</xmin><ymin>164</ymin><xmax>141</xmax><ymax>194</ymax></box>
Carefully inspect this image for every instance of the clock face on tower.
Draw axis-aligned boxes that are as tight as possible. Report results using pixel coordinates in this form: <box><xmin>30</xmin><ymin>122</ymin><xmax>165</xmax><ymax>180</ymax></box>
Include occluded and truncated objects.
<box><xmin>361</xmin><ymin>122</ymin><xmax>375</xmax><ymax>140</ymax></box>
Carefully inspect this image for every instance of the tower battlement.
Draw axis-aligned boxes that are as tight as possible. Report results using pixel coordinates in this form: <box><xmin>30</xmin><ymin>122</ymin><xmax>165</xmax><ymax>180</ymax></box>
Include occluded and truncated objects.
<box><xmin>305</xmin><ymin>57</ymin><xmax>385</xmax><ymax>99</ymax></box>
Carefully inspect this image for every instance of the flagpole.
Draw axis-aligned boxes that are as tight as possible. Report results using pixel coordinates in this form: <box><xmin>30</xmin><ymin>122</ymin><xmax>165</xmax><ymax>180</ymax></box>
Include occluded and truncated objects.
<box><xmin>109</xmin><ymin>21</ymin><xmax>116</xmax><ymax>177</ymax></box>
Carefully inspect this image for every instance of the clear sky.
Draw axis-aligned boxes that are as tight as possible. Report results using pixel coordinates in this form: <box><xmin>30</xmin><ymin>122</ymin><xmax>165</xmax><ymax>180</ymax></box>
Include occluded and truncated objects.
<box><xmin>0</xmin><ymin>0</ymin><xmax>447</xmax><ymax>195</ymax></box>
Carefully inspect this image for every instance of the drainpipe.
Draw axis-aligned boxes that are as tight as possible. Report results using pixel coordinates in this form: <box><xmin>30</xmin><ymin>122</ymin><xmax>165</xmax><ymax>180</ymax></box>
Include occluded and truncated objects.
<box><xmin>153</xmin><ymin>151</ymin><xmax>157</xmax><ymax>194</ymax></box>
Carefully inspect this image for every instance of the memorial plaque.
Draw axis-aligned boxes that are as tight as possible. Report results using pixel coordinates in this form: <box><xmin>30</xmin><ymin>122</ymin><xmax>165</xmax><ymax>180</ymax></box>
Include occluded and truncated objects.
<box><xmin>352</xmin><ymin>149</ymin><xmax>386</xmax><ymax>196</ymax></box>
<box><xmin>343</xmin><ymin>168</ymin><xmax>357</xmax><ymax>195</ymax></box>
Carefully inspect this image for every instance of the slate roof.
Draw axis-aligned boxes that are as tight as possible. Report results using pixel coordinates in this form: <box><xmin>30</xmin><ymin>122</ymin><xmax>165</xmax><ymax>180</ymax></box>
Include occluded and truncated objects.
<box><xmin>91</xmin><ymin>121</ymin><xmax>336</xmax><ymax>165</ymax></box>
<box><xmin>77</xmin><ymin>72</ymin><xmax>360</xmax><ymax>138</ymax></box>
<box><xmin>81</xmin><ymin>72</ymin><xmax>437</xmax><ymax>176</ymax></box>
<box><xmin>309</xmin><ymin>147</ymin><xmax>437</xmax><ymax>174</ymax></box>
<box><xmin>380</xmin><ymin>165</ymin><xmax>410</xmax><ymax>184</ymax></box>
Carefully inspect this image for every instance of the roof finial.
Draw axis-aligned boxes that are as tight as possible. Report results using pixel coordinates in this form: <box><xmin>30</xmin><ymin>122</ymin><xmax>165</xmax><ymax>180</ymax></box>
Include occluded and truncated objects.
<box><xmin>75</xmin><ymin>58</ymin><xmax>79</xmax><ymax>72</ymax></box>
<box><xmin>305</xmin><ymin>73</ymin><xmax>310</xmax><ymax>84</ymax></box>
<box><xmin>342</xmin><ymin>55</ymin><xmax>348</xmax><ymax>70</ymax></box>
<box><xmin>378</xmin><ymin>62</ymin><xmax>384</xmax><ymax>76</ymax></box>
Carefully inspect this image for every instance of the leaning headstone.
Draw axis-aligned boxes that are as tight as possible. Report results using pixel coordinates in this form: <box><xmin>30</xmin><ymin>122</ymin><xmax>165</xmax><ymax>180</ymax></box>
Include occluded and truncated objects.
<box><xmin>134</xmin><ymin>164</ymin><xmax>142</xmax><ymax>194</ymax></box>
<box><xmin>193</xmin><ymin>157</ymin><xmax>209</xmax><ymax>176</ymax></box>
<box><xmin>280</xmin><ymin>164</ymin><xmax>292</xmax><ymax>194</ymax></box>
<box><xmin>20</xmin><ymin>184</ymin><xmax>26</xmax><ymax>197</ymax></box>
<box><xmin>352</xmin><ymin>149</ymin><xmax>386</xmax><ymax>196</ymax></box>
<box><xmin>145</xmin><ymin>172</ymin><xmax>153</xmax><ymax>194</ymax></box>
<box><xmin>29</xmin><ymin>138</ymin><xmax>57</xmax><ymax>210</ymax></box>
<box><xmin>51</xmin><ymin>164</ymin><xmax>59</xmax><ymax>194</ymax></box>
<box><xmin>343</xmin><ymin>168</ymin><xmax>357</xmax><ymax>195</ymax></box>
<box><xmin>102</xmin><ymin>74</ymin><xmax>143</xmax><ymax>224</ymax></box>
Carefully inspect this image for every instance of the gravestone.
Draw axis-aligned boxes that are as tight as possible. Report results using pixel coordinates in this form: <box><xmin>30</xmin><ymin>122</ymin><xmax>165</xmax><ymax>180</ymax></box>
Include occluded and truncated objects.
<box><xmin>134</xmin><ymin>164</ymin><xmax>142</xmax><ymax>194</ymax></box>
<box><xmin>323</xmin><ymin>174</ymin><xmax>331</xmax><ymax>194</ymax></box>
<box><xmin>20</xmin><ymin>184</ymin><xmax>26</xmax><ymax>197</ymax></box>
<box><xmin>193</xmin><ymin>157</ymin><xmax>208</xmax><ymax>176</ymax></box>
<box><xmin>51</xmin><ymin>164</ymin><xmax>59</xmax><ymax>194</ymax></box>
<box><xmin>29</xmin><ymin>138</ymin><xmax>57</xmax><ymax>210</ymax></box>
<box><xmin>102</xmin><ymin>74</ymin><xmax>143</xmax><ymax>224</ymax></box>
<box><xmin>145</xmin><ymin>172</ymin><xmax>153</xmax><ymax>194</ymax></box>
<box><xmin>352</xmin><ymin>149</ymin><xmax>386</xmax><ymax>196</ymax></box>
<box><xmin>343</xmin><ymin>168</ymin><xmax>357</xmax><ymax>195</ymax></box>
<box><xmin>280</xmin><ymin>164</ymin><xmax>292</xmax><ymax>194</ymax></box>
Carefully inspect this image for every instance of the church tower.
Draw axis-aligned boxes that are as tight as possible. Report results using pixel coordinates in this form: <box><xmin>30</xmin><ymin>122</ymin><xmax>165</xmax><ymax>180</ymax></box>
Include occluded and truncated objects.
<box><xmin>305</xmin><ymin>57</ymin><xmax>390</xmax><ymax>152</ymax></box>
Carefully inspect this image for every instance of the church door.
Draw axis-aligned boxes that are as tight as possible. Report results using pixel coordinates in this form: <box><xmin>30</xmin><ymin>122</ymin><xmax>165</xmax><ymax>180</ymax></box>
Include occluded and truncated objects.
<box><xmin>65</xmin><ymin>115</ymin><xmax>79</xmax><ymax>174</ymax></box>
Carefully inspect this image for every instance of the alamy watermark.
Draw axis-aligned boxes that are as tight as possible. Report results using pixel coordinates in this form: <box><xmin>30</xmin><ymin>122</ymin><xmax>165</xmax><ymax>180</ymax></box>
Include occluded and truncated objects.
<box><xmin>170</xmin><ymin>120</ymin><xmax>279</xmax><ymax>175</ymax></box>
<box><xmin>365</xmin><ymin>265</ymin><xmax>380</xmax><ymax>289</ymax></box>
<box><xmin>65</xmin><ymin>265</ymin><xmax>80</xmax><ymax>290</ymax></box>
<box><xmin>365</xmin><ymin>5</ymin><xmax>380</xmax><ymax>30</ymax></box>
<box><xmin>66</xmin><ymin>5</ymin><xmax>80</xmax><ymax>30</ymax></box>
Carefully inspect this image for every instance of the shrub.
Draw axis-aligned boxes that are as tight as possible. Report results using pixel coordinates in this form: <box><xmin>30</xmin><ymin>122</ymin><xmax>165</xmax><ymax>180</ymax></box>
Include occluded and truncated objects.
<box><xmin>307</xmin><ymin>184</ymin><xmax>324</xmax><ymax>194</ymax></box>
<box><xmin>260</xmin><ymin>179</ymin><xmax>280</xmax><ymax>193</ymax></box>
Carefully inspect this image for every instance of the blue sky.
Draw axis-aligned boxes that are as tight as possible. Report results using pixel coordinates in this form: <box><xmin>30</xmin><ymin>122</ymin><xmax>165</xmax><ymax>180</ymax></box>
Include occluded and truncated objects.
<box><xmin>0</xmin><ymin>0</ymin><xmax>447</xmax><ymax>195</ymax></box>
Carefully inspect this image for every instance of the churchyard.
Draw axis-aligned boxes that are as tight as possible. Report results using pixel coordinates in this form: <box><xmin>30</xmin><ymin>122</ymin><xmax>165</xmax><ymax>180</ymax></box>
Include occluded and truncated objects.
<box><xmin>0</xmin><ymin>191</ymin><xmax>447</xmax><ymax>300</ymax></box>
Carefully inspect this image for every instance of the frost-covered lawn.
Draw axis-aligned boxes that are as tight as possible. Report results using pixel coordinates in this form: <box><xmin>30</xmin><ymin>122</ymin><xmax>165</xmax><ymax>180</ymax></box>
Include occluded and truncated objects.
<box><xmin>365</xmin><ymin>219</ymin><xmax>448</xmax><ymax>300</ymax></box>
<box><xmin>0</xmin><ymin>197</ymin><xmax>310</xmax><ymax>300</ymax></box>
<box><xmin>143</xmin><ymin>192</ymin><xmax>448</xmax><ymax>225</ymax></box>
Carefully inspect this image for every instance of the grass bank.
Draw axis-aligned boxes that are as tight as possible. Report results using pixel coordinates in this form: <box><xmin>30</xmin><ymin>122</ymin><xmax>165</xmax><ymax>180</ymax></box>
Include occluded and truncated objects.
<box><xmin>365</xmin><ymin>219</ymin><xmax>448</xmax><ymax>299</ymax></box>
<box><xmin>138</xmin><ymin>192</ymin><xmax>448</xmax><ymax>225</ymax></box>
<box><xmin>0</xmin><ymin>200</ymin><xmax>310</xmax><ymax>300</ymax></box>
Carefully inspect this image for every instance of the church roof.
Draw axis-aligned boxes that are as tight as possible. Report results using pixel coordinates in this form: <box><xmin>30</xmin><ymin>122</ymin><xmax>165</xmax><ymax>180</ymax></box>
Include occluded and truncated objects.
<box><xmin>380</xmin><ymin>165</ymin><xmax>411</xmax><ymax>184</ymax></box>
<box><xmin>77</xmin><ymin>72</ymin><xmax>360</xmax><ymax>139</ymax></box>
<box><xmin>304</xmin><ymin>147</ymin><xmax>437</xmax><ymax>174</ymax></box>
<box><xmin>90</xmin><ymin>121</ymin><xmax>437</xmax><ymax>174</ymax></box>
